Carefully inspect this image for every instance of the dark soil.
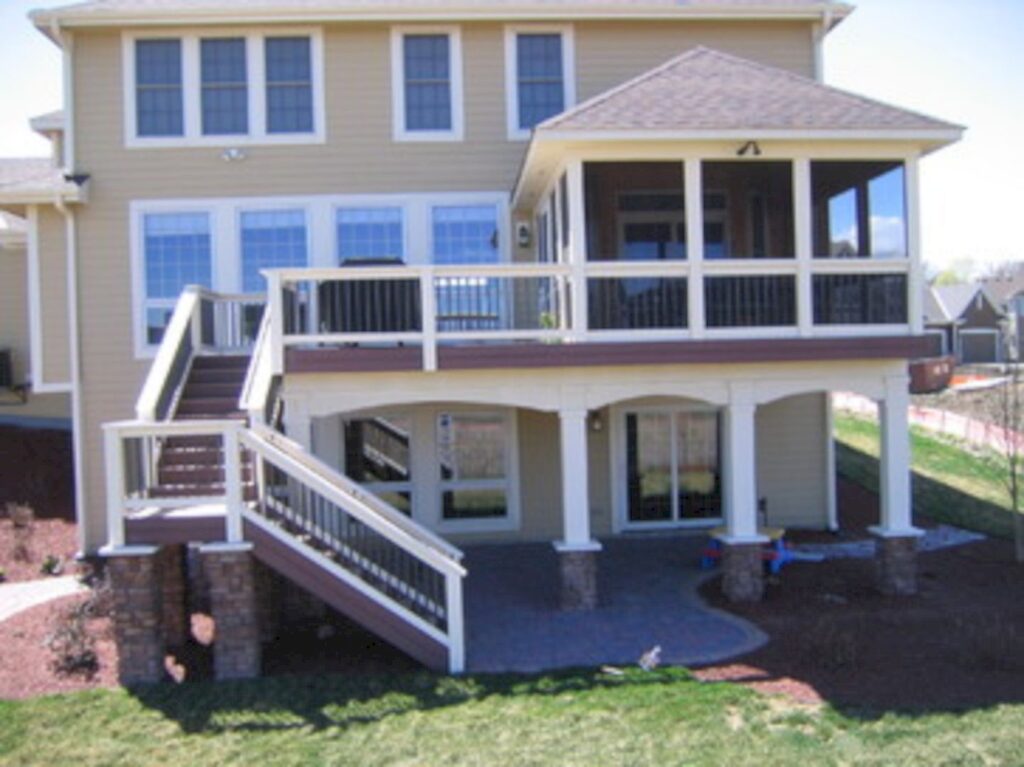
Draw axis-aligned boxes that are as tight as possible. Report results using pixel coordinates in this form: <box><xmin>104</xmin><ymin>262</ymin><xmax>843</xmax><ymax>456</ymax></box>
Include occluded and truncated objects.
<box><xmin>698</xmin><ymin>476</ymin><xmax>1024</xmax><ymax>714</ymax></box>
<box><xmin>0</xmin><ymin>426</ymin><xmax>74</xmax><ymax>521</ymax></box>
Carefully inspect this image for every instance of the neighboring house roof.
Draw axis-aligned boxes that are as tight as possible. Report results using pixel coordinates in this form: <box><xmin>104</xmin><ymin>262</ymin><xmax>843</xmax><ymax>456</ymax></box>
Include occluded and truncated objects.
<box><xmin>926</xmin><ymin>283</ymin><xmax>1003</xmax><ymax>325</ymax></box>
<box><xmin>0</xmin><ymin>212</ymin><xmax>28</xmax><ymax>249</ymax></box>
<box><xmin>32</xmin><ymin>0</ymin><xmax>852</xmax><ymax>32</ymax></box>
<box><xmin>922</xmin><ymin>285</ymin><xmax>952</xmax><ymax>325</ymax></box>
<box><xmin>980</xmin><ymin>264</ymin><xmax>1024</xmax><ymax>306</ymax></box>
<box><xmin>538</xmin><ymin>47</ymin><xmax>962</xmax><ymax>138</ymax></box>
<box><xmin>30</xmin><ymin>110</ymin><xmax>65</xmax><ymax>136</ymax></box>
<box><xmin>0</xmin><ymin>157</ymin><xmax>82</xmax><ymax>206</ymax></box>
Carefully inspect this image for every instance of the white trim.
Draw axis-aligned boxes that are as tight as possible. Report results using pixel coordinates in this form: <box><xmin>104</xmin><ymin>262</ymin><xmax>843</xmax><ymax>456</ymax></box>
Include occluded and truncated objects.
<box><xmin>130</xmin><ymin>190</ymin><xmax>509</xmax><ymax>358</ymax></box>
<box><xmin>825</xmin><ymin>392</ymin><xmax>837</xmax><ymax>531</ymax></box>
<box><xmin>390</xmin><ymin>25</ymin><xmax>464</xmax><ymax>143</ymax></box>
<box><xmin>122</xmin><ymin>28</ymin><xmax>326</xmax><ymax>149</ymax></box>
<box><xmin>504</xmin><ymin>24</ymin><xmax>575</xmax><ymax>141</ymax></box>
<box><xmin>536</xmin><ymin>128</ymin><xmax>964</xmax><ymax>144</ymax></box>
<box><xmin>61</xmin><ymin>31</ymin><xmax>75</xmax><ymax>171</ymax></box>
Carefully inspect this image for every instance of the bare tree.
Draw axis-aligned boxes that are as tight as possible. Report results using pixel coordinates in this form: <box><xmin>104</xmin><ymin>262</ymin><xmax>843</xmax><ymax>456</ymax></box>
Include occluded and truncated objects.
<box><xmin>987</xmin><ymin>316</ymin><xmax>1024</xmax><ymax>563</ymax></box>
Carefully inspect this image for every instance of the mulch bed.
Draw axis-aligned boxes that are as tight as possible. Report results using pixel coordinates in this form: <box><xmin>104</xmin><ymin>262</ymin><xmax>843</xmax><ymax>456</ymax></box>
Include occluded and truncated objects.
<box><xmin>0</xmin><ymin>592</ymin><xmax>118</xmax><ymax>700</ymax></box>
<box><xmin>696</xmin><ymin>538</ymin><xmax>1024</xmax><ymax>712</ymax></box>
<box><xmin>0</xmin><ymin>517</ymin><xmax>79</xmax><ymax>583</ymax></box>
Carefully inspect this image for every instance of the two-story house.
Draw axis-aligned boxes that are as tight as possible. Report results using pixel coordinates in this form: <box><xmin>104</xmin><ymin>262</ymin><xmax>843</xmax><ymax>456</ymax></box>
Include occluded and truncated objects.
<box><xmin>7</xmin><ymin>0</ymin><xmax>961</xmax><ymax>683</ymax></box>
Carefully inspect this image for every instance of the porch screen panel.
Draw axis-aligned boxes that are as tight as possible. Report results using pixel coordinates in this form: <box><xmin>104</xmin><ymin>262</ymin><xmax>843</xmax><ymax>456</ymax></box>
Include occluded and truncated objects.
<box><xmin>704</xmin><ymin>275</ymin><xmax>796</xmax><ymax>328</ymax></box>
<box><xmin>438</xmin><ymin>412</ymin><xmax>509</xmax><ymax>520</ymax></box>
<box><xmin>812</xmin><ymin>274</ymin><xmax>908</xmax><ymax>325</ymax></box>
<box><xmin>811</xmin><ymin>161</ymin><xmax>907</xmax><ymax>259</ymax></box>
<box><xmin>143</xmin><ymin>212</ymin><xmax>212</xmax><ymax>344</ymax></box>
<box><xmin>265</xmin><ymin>36</ymin><xmax>314</xmax><ymax>133</ymax></box>
<box><xmin>200</xmin><ymin>38</ymin><xmax>248</xmax><ymax>135</ymax></box>
<box><xmin>701</xmin><ymin>162</ymin><xmax>794</xmax><ymax>259</ymax></box>
<box><xmin>135</xmin><ymin>39</ymin><xmax>184</xmax><ymax>137</ymax></box>
<box><xmin>403</xmin><ymin>34</ymin><xmax>452</xmax><ymax>131</ymax></box>
<box><xmin>516</xmin><ymin>33</ymin><xmax>564</xmax><ymax>129</ymax></box>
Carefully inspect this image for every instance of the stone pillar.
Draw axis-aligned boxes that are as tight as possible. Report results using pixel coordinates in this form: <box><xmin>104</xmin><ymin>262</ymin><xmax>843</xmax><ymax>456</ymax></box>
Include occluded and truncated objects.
<box><xmin>554</xmin><ymin>406</ymin><xmax>601</xmax><ymax>610</ymax></box>
<box><xmin>157</xmin><ymin>544</ymin><xmax>189</xmax><ymax>649</ymax></box>
<box><xmin>558</xmin><ymin>549</ymin><xmax>598</xmax><ymax>611</ymax></box>
<box><xmin>201</xmin><ymin>543</ymin><xmax>261</xmax><ymax>680</ymax></box>
<box><xmin>106</xmin><ymin>547</ymin><xmax>165</xmax><ymax>686</ymax></box>
<box><xmin>721</xmin><ymin>543</ymin><xmax>765</xmax><ymax>603</ymax></box>
<box><xmin>875</xmin><ymin>535</ymin><xmax>919</xmax><ymax>596</ymax></box>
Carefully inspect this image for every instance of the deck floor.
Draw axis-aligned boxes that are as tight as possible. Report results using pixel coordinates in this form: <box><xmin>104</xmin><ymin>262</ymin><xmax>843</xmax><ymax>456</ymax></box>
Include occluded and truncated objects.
<box><xmin>463</xmin><ymin>535</ymin><xmax>767</xmax><ymax>673</ymax></box>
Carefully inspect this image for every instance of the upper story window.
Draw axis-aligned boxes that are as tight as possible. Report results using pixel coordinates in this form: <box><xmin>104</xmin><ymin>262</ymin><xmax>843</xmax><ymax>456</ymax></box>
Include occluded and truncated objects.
<box><xmin>200</xmin><ymin>38</ymin><xmax>248</xmax><ymax>135</ymax></box>
<box><xmin>391</xmin><ymin>27</ymin><xmax>464</xmax><ymax>141</ymax></box>
<box><xmin>135</xmin><ymin>40</ymin><xmax>184</xmax><ymax>137</ymax></box>
<box><xmin>505</xmin><ymin>26</ymin><xmax>575</xmax><ymax>140</ymax></box>
<box><xmin>124</xmin><ymin>29</ymin><xmax>323</xmax><ymax>147</ymax></box>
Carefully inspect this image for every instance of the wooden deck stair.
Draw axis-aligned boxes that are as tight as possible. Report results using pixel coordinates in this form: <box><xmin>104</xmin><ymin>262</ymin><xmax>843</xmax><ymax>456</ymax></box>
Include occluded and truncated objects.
<box><xmin>150</xmin><ymin>355</ymin><xmax>251</xmax><ymax>499</ymax></box>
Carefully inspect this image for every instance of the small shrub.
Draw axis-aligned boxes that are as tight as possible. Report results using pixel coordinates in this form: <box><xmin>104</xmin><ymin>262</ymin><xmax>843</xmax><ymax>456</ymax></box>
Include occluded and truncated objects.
<box><xmin>40</xmin><ymin>555</ymin><xmax>64</xmax><ymax>577</ymax></box>
<box><xmin>46</xmin><ymin>602</ymin><xmax>99</xmax><ymax>680</ymax></box>
<box><xmin>0</xmin><ymin>568</ymin><xmax>6</xmax><ymax>583</ymax></box>
<box><xmin>7</xmin><ymin>503</ymin><xmax>35</xmax><ymax>563</ymax></box>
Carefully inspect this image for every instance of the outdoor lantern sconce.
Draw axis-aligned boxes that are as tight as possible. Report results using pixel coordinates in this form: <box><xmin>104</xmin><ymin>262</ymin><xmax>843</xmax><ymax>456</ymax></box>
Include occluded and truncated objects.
<box><xmin>736</xmin><ymin>140</ymin><xmax>762</xmax><ymax>157</ymax></box>
<box><xmin>589</xmin><ymin>410</ymin><xmax>604</xmax><ymax>432</ymax></box>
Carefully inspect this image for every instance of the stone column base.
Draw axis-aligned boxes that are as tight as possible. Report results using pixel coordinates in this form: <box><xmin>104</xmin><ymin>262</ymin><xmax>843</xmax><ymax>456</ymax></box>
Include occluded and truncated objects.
<box><xmin>158</xmin><ymin>545</ymin><xmax>189</xmax><ymax>649</ymax></box>
<box><xmin>721</xmin><ymin>543</ymin><xmax>764</xmax><ymax>603</ymax></box>
<box><xmin>201</xmin><ymin>545</ymin><xmax>261</xmax><ymax>680</ymax></box>
<box><xmin>875</xmin><ymin>535</ymin><xmax>918</xmax><ymax>596</ymax></box>
<box><xmin>107</xmin><ymin>549</ymin><xmax>165</xmax><ymax>686</ymax></box>
<box><xmin>558</xmin><ymin>550</ymin><xmax>598</xmax><ymax>611</ymax></box>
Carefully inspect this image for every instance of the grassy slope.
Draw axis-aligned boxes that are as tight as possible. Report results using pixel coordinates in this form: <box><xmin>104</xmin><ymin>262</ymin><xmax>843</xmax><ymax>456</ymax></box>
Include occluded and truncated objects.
<box><xmin>2</xmin><ymin>669</ymin><xmax>1023</xmax><ymax>766</ymax></box>
<box><xmin>835</xmin><ymin>412</ymin><xmax>1019</xmax><ymax>540</ymax></box>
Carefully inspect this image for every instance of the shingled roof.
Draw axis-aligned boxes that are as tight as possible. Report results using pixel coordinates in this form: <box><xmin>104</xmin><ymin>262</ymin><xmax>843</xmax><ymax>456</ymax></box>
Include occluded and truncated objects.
<box><xmin>538</xmin><ymin>47</ymin><xmax>962</xmax><ymax>136</ymax></box>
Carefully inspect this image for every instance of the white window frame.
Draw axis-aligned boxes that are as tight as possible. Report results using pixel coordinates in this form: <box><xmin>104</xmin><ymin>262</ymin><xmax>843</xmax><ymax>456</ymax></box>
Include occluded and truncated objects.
<box><xmin>504</xmin><ymin>24</ymin><xmax>575</xmax><ymax>141</ymax></box>
<box><xmin>610</xmin><ymin>403</ymin><xmax>724</xmax><ymax>533</ymax></box>
<box><xmin>122</xmin><ymin>27</ymin><xmax>325</xmax><ymax>148</ymax></box>
<box><xmin>334</xmin><ymin>205</ymin><xmax>409</xmax><ymax>265</ymax></box>
<box><xmin>390</xmin><ymin>25</ymin><xmax>464</xmax><ymax>143</ymax></box>
<box><xmin>130</xmin><ymin>190</ymin><xmax>509</xmax><ymax>357</ymax></box>
<box><xmin>339</xmin><ymin>410</ymin><xmax>417</xmax><ymax>517</ymax></box>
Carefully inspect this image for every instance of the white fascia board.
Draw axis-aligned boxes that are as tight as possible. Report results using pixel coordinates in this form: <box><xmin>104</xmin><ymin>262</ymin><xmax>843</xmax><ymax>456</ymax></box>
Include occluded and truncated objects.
<box><xmin>31</xmin><ymin>3</ymin><xmax>851</xmax><ymax>31</ymax></box>
<box><xmin>535</xmin><ymin>128</ymin><xmax>965</xmax><ymax>144</ymax></box>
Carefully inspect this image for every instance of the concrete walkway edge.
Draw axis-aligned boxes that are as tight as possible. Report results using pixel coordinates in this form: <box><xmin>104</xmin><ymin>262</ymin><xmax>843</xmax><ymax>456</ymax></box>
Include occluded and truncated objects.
<box><xmin>0</xmin><ymin>576</ymin><xmax>86</xmax><ymax>623</ymax></box>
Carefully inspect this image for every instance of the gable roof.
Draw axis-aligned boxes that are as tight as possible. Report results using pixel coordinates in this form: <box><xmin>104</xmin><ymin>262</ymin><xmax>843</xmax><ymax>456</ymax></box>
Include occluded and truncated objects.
<box><xmin>32</xmin><ymin>0</ymin><xmax>851</xmax><ymax>33</ymax></box>
<box><xmin>0</xmin><ymin>212</ymin><xmax>28</xmax><ymax>249</ymax></box>
<box><xmin>980</xmin><ymin>263</ymin><xmax>1024</xmax><ymax>305</ymax></box>
<box><xmin>0</xmin><ymin>157</ymin><xmax>84</xmax><ymax>207</ymax></box>
<box><xmin>538</xmin><ymin>47</ymin><xmax>962</xmax><ymax>138</ymax></box>
<box><xmin>927</xmin><ymin>283</ymin><xmax>1002</xmax><ymax>324</ymax></box>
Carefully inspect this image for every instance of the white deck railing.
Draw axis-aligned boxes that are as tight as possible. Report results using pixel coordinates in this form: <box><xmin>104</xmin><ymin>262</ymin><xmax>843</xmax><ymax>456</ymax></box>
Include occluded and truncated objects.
<box><xmin>261</xmin><ymin>259</ymin><xmax>914</xmax><ymax>373</ymax></box>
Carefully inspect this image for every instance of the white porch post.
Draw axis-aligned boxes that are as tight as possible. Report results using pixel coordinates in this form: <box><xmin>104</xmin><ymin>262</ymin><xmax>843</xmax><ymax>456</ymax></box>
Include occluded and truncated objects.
<box><xmin>554</xmin><ymin>406</ymin><xmax>600</xmax><ymax>610</ymax></box>
<box><xmin>905</xmin><ymin>156</ymin><xmax>924</xmax><ymax>335</ymax></box>
<box><xmin>555</xmin><ymin>408</ymin><xmax>598</xmax><ymax>550</ymax></box>
<box><xmin>685</xmin><ymin>159</ymin><xmax>706</xmax><ymax>339</ymax></box>
<box><xmin>566</xmin><ymin>160</ymin><xmax>588</xmax><ymax>341</ymax></box>
<box><xmin>283</xmin><ymin>400</ymin><xmax>313</xmax><ymax>452</ymax></box>
<box><xmin>793</xmin><ymin>158</ymin><xmax>813</xmax><ymax>337</ymax></box>
<box><xmin>721</xmin><ymin>387</ymin><xmax>764</xmax><ymax>544</ymax></box>
<box><xmin>871</xmin><ymin>374</ymin><xmax>921</xmax><ymax>537</ymax></box>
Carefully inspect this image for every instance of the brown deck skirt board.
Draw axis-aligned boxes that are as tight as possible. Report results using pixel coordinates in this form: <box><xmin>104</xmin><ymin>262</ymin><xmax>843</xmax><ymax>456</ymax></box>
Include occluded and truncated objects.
<box><xmin>126</xmin><ymin>514</ymin><xmax>226</xmax><ymax>546</ymax></box>
<box><xmin>287</xmin><ymin>336</ymin><xmax>929</xmax><ymax>374</ymax></box>
<box><xmin>244</xmin><ymin>520</ymin><xmax>449</xmax><ymax>672</ymax></box>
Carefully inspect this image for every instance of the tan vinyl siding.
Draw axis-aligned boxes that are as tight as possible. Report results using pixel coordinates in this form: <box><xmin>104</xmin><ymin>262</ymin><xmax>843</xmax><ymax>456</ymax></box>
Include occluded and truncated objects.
<box><xmin>756</xmin><ymin>392</ymin><xmax>829</xmax><ymax>529</ymax></box>
<box><xmin>0</xmin><ymin>244</ymin><xmax>72</xmax><ymax>421</ymax></box>
<box><xmin>69</xmin><ymin>18</ymin><xmax>816</xmax><ymax>550</ymax></box>
<box><xmin>36</xmin><ymin>208</ymin><xmax>71</xmax><ymax>385</ymax></box>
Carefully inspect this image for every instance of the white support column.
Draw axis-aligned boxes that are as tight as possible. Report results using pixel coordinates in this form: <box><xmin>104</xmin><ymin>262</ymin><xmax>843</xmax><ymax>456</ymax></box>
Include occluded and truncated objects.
<box><xmin>721</xmin><ymin>386</ymin><xmax>765</xmax><ymax>544</ymax></box>
<box><xmin>905</xmin><ymin>156</ymin><xmax>924</xmax><ymax>335</ymax></box>
<box><xmin>793</xmin><ymin>158</ymin><xmax>814</xmax><ymax>337</ymax></box>
<box><xmin>685</xmin><ymin>159</ymin><xmax>706</xmax><ymax>339</ymax></box>
<box><xmin>420</xmin><ymin>266</ymin><xmax>438</xmax><ymax>371</ymax></box>
<box><xmin>266</xmin><ymin>272</ymin><xmax>285</xmax><ymax>374</ymax></box>
<box><xmin>223</xmin><ymin>425</ymin><xmax>244</xmax><ymax>543</ymax></box>
<box><xmin>283</xmin><ymin>400</ymin><xmax>313</xmax><ymax>452</ymax></box>
<box><xmin>445</xmin><ymin>570</ymin><xmax>465</xmax><ymax>674</ymax></box>
<box><xmin>103</xmin><ymin>426</ymin><xmax>126</xmax><ymax>549</ymax></box>
<box><xmin>871</xmin><ymin>374</ymin><xmax>922</xmax><ymax>538</ymax></box>
<box><xmin>566</xmin><ymin>160</ymin><xmax>588</xmax><ymax>341</ymax></box>
<box><xmin>554</xmin><ymin>407</ymin><xmax>600</xmax><ymax>551</ymax></box>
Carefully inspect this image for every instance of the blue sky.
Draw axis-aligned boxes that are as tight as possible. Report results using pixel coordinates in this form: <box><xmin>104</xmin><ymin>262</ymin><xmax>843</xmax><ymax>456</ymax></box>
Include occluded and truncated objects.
<box><xmin>1</xmin><ymin>0</ymin><xmax>1021</xmax><ymax>270</ymax></box>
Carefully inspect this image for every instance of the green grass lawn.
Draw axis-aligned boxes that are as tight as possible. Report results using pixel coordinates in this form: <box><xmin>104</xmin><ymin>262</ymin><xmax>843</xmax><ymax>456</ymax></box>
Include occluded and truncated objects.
<box><xmin>2</xmin><ymin>668</ymin><xmax>1024</xmax><ymax>766</ymax></box>
<box><xmin>835</xmin><ymin>412</ymin><xmax>1021</xmax><ymax>539</ymax></box>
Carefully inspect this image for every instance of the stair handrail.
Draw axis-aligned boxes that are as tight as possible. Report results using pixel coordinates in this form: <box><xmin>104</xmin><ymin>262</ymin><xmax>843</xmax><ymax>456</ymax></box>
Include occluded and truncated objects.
<box><xmin>136</xmin><ymin>287</ymin><xmax>203</xmax><ymax>421</ymax></box>
<box><xmin>238</xmin><ymin>311</ymin><xmax>275</xmax><ymax>422</ymax></box>
<box><xmin>244</xmin><ymin>423</ymin><xmax>466</xmax><ymax>567</ymax></box>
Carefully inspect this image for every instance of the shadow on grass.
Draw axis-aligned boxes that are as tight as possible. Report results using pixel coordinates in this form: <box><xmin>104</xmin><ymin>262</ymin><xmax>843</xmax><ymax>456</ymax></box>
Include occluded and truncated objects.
<box><xmin>128</xmin><ymin>666</ymin><xmax>701</xmax><ymax>735</ymax></box>
<box><xmin>837</xmin><ymin>442</ymin><xmax>1016</xmax><ymax>539</ymax></box>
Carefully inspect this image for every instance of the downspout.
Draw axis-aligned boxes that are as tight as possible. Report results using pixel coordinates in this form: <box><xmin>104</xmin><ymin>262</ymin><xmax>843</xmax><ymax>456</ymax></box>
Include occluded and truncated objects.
<box><xmin>54</xmin><ymin>25</ymin><xmax>88</xmax><ymax>557</ymax></box>
<box><xmin>812</xmin><ymin>4</ymin><xmax>834</xmax><ymax>82</ymax></box>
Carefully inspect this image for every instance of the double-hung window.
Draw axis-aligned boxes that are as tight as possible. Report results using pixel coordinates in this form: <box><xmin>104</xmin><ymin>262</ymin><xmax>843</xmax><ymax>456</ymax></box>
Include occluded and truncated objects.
<box><xmin>135</xmin><ymin>40</ymin><xmax>184</xmax><ymax>137</ymax></box>
<box><xmin>433</xmin><ymin>205</ymin><xmax>502</xmax><ymax>331</ymax></box>
<box><xmin>200</xmin><ymin>38</ymin><xmax>248</xmax><ymax>135</ymax></box>
<box><xmin>240</xmin><ymin>210</ymin><xmax>308</xmax><ymax>292</ymax></box>
<box><xmin>142</xmin><ymin>212</ymin><xmax>212</xmax><ymax>344</ymax></box>
<box><xmin>392</xmin><ymin>28</ymin><xmax>463</xmax><ymax>141</ymax></box>
<box><xmin>505</xmin><ymin>27</ymin><xmax>574</xmax><ymax>139</ymax></box>
<box><xmin>127</xmin><ymin>30</ymin><xmax>321</xmax><ymax>145</ymax></box>
<box><xmin>337</xmin><ymin>208</ymin><xmax>405</xmax><ymax>263</ymax></box>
